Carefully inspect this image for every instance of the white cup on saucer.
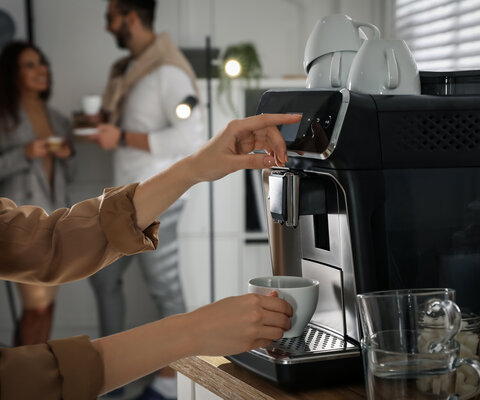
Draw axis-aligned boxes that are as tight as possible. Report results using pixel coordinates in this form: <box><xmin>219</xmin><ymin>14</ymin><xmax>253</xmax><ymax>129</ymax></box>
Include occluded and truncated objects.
<box><xmin>82</xmin><ymin>95</ymin><xmax>102</xmax><ymax>116</ymax></box>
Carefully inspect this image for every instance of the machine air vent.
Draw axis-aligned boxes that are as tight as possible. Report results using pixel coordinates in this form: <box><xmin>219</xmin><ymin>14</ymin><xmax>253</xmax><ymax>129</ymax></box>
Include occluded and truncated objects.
<box><xmin>379</xmin><ymin>111</ymin><xmax>480</xmax><ymax>167</ymax></box>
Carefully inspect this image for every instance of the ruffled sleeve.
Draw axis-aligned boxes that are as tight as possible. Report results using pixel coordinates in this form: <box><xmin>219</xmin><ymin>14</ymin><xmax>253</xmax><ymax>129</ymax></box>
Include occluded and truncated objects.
<box><xmin>0</xmin><ymin>336</ymin><xmax>103</xmax><ymax>400</ymax></box>
<box><xmin>0</xmin><ymin>183</ymin><xmax>159</xmax><ymax>285</ymax></box>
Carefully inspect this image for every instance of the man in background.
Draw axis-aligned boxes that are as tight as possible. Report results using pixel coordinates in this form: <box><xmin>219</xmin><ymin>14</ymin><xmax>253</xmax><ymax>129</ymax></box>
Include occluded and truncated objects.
<box><xmin>88</xmin><ymin>1</ymin><xmax>203</xmax><ymax>399</ymax></box>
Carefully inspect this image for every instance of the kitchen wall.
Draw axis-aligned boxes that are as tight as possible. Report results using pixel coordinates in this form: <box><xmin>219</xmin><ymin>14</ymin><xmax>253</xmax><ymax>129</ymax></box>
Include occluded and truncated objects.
<box><xmin>0</xmin><ymin>0</ymin><xmax>393</xmax><ymax>344</ymax></box>
<box><xmin>32</xmin><ymin>0</ymin><xmax>393</xmax><ymax>116</ymax></box>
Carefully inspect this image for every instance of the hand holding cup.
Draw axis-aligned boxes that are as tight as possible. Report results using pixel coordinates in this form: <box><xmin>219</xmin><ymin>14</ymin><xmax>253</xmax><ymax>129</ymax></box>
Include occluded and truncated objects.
<box><xmin>248</xmin><ymin>276</ymin><xmax>319</xmax><ymax>338</ymax></box>
<box><xmin>47</xmin><ymin>137</ymin><xmax>71</xmax><ymax>159</ymax></box>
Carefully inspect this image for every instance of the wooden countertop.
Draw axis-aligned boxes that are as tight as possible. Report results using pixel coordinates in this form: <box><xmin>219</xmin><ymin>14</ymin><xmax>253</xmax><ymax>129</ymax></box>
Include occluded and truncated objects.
<box><xmin>171</xmin><ymin>355</ymin><xmax>367</xmax><ymax>400</ymax></box>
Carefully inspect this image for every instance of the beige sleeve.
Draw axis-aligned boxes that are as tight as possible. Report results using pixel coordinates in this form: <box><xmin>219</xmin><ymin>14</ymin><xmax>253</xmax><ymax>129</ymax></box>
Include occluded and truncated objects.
<box><xmin>0</xmin><ymin>183</ymin><xmax>159</xmax><ymax>285</ymax></box>
<box><xmin>0</xmin><ymin>336</ymin><xmax>103</xmax><ymax>400</ymax></box>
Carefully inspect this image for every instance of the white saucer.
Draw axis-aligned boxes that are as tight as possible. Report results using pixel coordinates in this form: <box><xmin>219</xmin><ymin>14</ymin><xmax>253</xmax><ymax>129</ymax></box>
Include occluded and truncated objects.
<box><xmin>74</xmin><ymin>127</ymin><xmax>98</xmax><ymax>136</ymax></box>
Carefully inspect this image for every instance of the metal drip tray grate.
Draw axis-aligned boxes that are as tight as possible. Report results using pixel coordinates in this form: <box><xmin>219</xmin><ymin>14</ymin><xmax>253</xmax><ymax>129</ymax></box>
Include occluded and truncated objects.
<box><xmin>251</xmin><ymin>323</ymin><xmax>360</xmax><ymax>364</ymax></box>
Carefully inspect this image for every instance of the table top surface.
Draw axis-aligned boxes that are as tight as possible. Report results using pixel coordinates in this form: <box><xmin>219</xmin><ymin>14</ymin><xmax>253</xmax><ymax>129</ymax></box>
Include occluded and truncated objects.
<box><xmin>171</xmin><ymin>355</ymin><xmax>367</xmax><ymax>400</ymax></box>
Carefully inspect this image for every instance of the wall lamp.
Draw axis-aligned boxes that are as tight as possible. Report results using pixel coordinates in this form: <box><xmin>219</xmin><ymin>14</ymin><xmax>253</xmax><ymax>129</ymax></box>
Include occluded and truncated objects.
<box><xmin>175</xmin><ymin>95</ymin><xmax>198</xmax><ymax>120</ymax></box>
<box><xmin>224</xmin><ymin>58</ymin><xmax>242</xmax><ymax>78</ymax></box>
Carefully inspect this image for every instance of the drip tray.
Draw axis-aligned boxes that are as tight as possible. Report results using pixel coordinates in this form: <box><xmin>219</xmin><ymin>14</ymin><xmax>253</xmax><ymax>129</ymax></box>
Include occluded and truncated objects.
<box><xmin>253</xmin><ymin>323</ymin><xmax>359</xmax><ymax>364</ymax></box>
<box><xmin>227</xmin><ymin>323</ymin><xmax>363</xmax><ymax>389</ymax></box>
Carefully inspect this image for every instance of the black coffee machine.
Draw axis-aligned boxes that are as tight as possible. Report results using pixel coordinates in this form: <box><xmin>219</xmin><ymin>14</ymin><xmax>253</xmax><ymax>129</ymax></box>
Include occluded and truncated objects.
<box><xmin>228</xmin><ymin>80</ymin><xmax>480</xmax><ymax>389</ymax></box>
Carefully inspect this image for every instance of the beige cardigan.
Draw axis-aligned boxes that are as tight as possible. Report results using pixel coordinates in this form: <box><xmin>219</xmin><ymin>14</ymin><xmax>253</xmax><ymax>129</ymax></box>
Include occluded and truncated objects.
<box><xmin>102</xmin><ymin>33</ymin><xmax>198</xmax><ymax>124</ymax></box>
<box><xmin>0</xmin><ymin>183</ymin><xmax>159</xmax><ymax>399</ymax></box>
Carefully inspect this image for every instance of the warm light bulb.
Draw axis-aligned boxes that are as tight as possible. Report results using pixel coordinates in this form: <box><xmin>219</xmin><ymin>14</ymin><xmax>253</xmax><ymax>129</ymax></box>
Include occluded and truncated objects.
<box><xmin>224</xmin><ymin>59</ymin><xmax>242</xmax><ymax>78</ymax></box>
<box><xmin>175</xmin><ymin>104</ymin><xmax>192</xmax><ymax>119</ymax></box>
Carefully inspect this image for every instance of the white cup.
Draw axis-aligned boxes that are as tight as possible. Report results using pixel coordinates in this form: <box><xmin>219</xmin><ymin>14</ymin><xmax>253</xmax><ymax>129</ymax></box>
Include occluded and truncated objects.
<box><xmin>347</xmin><ymin>39</ymin><xmax>421</xmax><ymax>95</ymax></box>
<box><xmin>46</xmin><ymin>136</ymin><xmax>63</xmax><ymax>151</ymax></box>
<box><xmin>306</xmin><ymin>50</ymin><xmax>357</xmax><ymax>89</ymax></box>
<box><xmin>248</xmin><ymin>276</ymin><xmax>319</xmax><ymax>338</ymax></box>
<box><xmin>82</xmin><ymin>95</ymin><xmax>102</xmax><ymax>116</ymax></box>
<box><xmin>304</xmin><ymin>14</ymin><xmax>381</xmax><ymax>88</ymax></box>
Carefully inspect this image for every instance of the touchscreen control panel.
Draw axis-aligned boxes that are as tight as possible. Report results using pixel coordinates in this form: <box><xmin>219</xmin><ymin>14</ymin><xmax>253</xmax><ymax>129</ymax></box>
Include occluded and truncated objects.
<box><xmin>257</xmin><ymin>89</ymin><xmax>350</xmax><ymax>159</ymax></box>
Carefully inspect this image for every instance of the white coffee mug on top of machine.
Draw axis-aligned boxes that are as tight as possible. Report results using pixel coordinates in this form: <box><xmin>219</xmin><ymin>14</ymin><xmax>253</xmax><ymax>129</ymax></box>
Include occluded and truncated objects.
<box><xmin>304</xmin><ymin>14</ymin><xmax>381</xmax><ymax>89</ymax></box>
<box><xmin>346</xmin><ymin>39</ymin><xmax>421</xmax><ymax>95</ymax></box>
<box><xmin>306</xmin><ymin>51</ymin><xmax>357</xmax><ymax>89</ymax></box>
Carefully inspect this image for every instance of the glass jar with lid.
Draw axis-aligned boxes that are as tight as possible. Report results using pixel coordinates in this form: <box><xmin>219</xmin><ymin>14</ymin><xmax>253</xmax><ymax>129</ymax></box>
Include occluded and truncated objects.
<box><xmin>417</xmin><ymin>311</ymin><xmax>480</xmax><ymax>398</ymax></box>
<box><xmin>456</xmin><ymin>313</ymin><xmax>480</xmax><ymax>398</ymax></box>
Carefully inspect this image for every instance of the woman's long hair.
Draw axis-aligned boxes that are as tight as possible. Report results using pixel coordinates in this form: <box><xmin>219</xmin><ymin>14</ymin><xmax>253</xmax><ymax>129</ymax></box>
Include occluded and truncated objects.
<box><xmin>0</xmin><ymin>41</ymin><xmax>52</xmax><ymax>131</ymax></box>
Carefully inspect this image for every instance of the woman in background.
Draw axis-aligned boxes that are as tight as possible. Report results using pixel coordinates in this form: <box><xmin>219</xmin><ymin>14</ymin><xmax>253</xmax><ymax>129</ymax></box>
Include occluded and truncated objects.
<box><xmin>0</xmin><ymin>40</ymin><xmax>74</xmax><ymax>346</ymax></box>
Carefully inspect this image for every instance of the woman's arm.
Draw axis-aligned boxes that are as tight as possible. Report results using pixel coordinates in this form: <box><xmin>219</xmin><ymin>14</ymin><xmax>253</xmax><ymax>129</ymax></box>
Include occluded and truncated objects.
<box><xmin>93</xmin><ymin>292</ymin><xmax>292</xmax><ymax>394</ymax></box>
<box><xmin>86</xmin><ymin>113</ymin><xmax>300</xmax><ymax>394</ymax></box>
<box><xmin>0</xmin><ymin>113</ymin><xmax>299</xmax><ymax>283</ymax></box>
<box><xmin>133</xmin><ymin>113</ymin><xmax>298</xmax><ymax>230</ymax></box>
<box><xmin>0</xmin><ymin>113</ymin><xmax>299</xmax><ymax>397</ymax></box>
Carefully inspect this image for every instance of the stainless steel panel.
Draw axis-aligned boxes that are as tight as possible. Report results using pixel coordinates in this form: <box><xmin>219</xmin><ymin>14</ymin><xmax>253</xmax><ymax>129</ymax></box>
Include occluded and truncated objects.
<box><xmin>301</xmin><ymin>172</ymin><xmax>359</xmax><ymax>341</ymax></box>
<box><xmin>263</xmin><ymin>168</ymin><xmax>360</xmax><ymax>342</ymax></box>
<box><xmin>263</xmin><ymin>168</ymin><xmax>303</xmax><ymax>276</ymax></box>
<box><xmin>302</xmin><ymin>259</ymin><xmax>345</xmax><ymax>336</ymax></box>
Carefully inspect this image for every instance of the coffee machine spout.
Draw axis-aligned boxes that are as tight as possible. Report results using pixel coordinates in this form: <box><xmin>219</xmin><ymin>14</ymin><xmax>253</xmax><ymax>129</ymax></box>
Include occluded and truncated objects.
<box><xmin>268</xmin><ymin>171</ymin><xmax>300</xmax><ymax>227</ymax></box>
<box><xmin>268</xmin><ymin>171</ymin><xmax>327</xmax><ymax>228</ymax></box>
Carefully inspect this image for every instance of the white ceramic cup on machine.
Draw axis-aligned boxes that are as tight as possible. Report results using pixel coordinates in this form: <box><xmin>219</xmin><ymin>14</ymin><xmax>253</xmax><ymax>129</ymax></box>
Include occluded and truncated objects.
<box><xmin>304</xmin><ymin>14</ymin><xmax>381</xmax><ymax>89</ymax></box>
<box><xmin>248</xmin><ymin>276</ymin><xmax>319</xmax><ymax>338</ymax></box>
<box><xmin>346</xmin><ymin>39</ymin><xmax>421</xmax><ymax>95</ymax></box>
<box><xmin>306</xmin><ymin>51</ymin><xmax>358</xmax><ymax>89</ymax></box>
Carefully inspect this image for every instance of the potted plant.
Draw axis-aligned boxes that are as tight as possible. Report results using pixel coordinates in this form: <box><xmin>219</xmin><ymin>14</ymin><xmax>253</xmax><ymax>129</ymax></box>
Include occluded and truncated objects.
<box><xmin>218</xmin><ymin>42</ymin><xmax>263</xmax><ymax>116</ymax></box>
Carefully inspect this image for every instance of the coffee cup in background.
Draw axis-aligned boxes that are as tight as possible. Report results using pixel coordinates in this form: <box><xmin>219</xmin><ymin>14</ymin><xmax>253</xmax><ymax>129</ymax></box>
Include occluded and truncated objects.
<box><xmin>248</xmin><ymin>276</ymin><xmax>319</xmax><ymax>338</ymax></box>
<box><xmin>46</xmin><ymin>136</ymin><xmax>63</xmax><ymax>152</ymax></box>
<box><xmin>82</xmin><ymin>95</ymin><xmax>102</xmax><ymax>116</ymax></box>
<box><xmin>346</xmin><ymin>39</ymin><xmax>421</xmax><ymax>95</ymax></box>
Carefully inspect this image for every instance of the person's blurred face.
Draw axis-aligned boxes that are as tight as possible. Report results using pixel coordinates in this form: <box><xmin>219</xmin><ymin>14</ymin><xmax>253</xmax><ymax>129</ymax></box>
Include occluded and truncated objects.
<box><xmin>18</xmin><ymin>48</ymin><xmax>49</xmax><ymax>95</ymax></box>
<box><xmin>105</xmin><ymin>0</ymin><xmax>131</xmax><ymax>49</ymax></box>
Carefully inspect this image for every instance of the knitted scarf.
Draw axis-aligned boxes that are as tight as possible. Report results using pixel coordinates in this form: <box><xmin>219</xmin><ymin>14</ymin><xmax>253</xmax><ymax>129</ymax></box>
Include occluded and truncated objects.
<box><xmin>102</xmin><ymin>32</ymin><xmax>198</xmax><ymax>124</ymax></box>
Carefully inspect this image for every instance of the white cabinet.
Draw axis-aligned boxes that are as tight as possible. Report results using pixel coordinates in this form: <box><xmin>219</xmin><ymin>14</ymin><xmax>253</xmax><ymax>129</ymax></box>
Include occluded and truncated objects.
<box><xmin>178</xmin><ymin>373</ymin><xmax>222</xmax><ymax>400</ymax></box>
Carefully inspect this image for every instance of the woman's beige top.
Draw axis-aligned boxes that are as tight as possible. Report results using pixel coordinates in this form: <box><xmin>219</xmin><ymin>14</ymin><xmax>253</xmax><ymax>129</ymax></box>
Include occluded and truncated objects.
<box><xmin>0</xmin><ymin>183</ymin><xmax>160</xmax><ymax>399</ymax></box>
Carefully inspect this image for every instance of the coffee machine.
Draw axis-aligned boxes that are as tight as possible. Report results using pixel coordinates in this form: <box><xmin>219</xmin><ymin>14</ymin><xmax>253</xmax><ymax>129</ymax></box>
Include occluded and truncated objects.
<box><xmin>228</xmin><ymin>85</ymin><xmax>480</xmax><ymax>388</ymax></box>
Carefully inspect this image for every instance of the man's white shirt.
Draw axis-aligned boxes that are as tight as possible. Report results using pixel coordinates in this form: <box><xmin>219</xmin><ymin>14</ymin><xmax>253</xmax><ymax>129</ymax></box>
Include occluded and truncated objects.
<box><xmin>114</xmin><ymin>64</ymin><xmax>204</xmax><ymax>186</ymax></box>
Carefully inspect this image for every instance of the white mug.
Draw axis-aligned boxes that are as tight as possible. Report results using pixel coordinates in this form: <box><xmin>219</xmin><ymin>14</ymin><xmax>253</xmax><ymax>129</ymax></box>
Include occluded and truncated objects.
<box><xmin>304</xmin><ymin>14</ymin><xmax>381</xmax><ymax>89</ymax></box>
<box><xmin>248</xmin><ymin>276</ymin><xmax>319</xmax><ymax>338</ymax></box>
<box><xmin>347</xmin><ymin>39</ymin><xmax>421</xmax><ymax>95</ymax></box>
<box><xmin>82</xmin><ymin>95</ymin><xmax>102</xmax><ymax>116</ymax></box>
<box><xmin>306</xmin><ymin>51</ymin><xmax>357</xmax><ymax>89</ymax></box>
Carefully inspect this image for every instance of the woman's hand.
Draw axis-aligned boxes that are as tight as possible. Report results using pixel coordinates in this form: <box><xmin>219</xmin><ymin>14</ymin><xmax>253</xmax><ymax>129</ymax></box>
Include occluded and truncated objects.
<box><xmin>132</xmin><ymin>113</ymin><xmax>301</xmax><ymax>230</ymax></box>
<box><xmin>187</xmin><ymin>292</ymin><xmax>293</xmax><ymax>356</ymax></box>
<box><xmin>50</xmin><ymin>140</ymin><xmax>72</xmax><ymax>159</ymax></box>
<box><xmin>24</xmin><ymin>139</ymin><xmax>48</xmax><ymax>159</ymax></box>
<box><xmin>92</xmin><ymin>291</ymin><xmax>292</xmax><ymax>394</ymax></box>
<box><xmin>187</xmin><ymin>113</ymin><xmax>301</xmax><ymax>183</ymax></box>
